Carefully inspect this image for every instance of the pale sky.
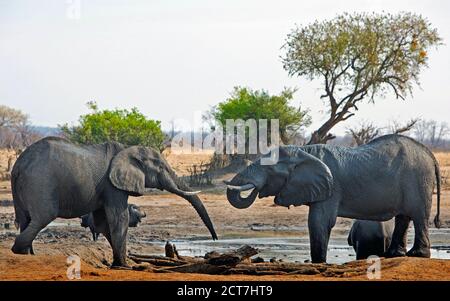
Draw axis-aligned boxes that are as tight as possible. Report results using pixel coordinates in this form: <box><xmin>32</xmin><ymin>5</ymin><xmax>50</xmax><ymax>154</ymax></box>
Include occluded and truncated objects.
<box><xmin>1</xmin><ymin>0</ymin><xmax>449</xmax><ymax>135</ymax></box>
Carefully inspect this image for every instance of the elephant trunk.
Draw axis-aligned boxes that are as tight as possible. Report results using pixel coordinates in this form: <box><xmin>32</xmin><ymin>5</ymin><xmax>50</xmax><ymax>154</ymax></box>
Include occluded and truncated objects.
<box><xmin>226</xmin><ymin>187</ymin><xmax>258</xmax><ymax>209</ymax></box>
<box><xmin>224</xmin><ymin>167</ymin><xmax>262</xmax><ymax>209</ymax></box>
<box><xmin>161</xmin><ymin>171</ymin><xmax>218</xmax><ymax>240</ymax></box>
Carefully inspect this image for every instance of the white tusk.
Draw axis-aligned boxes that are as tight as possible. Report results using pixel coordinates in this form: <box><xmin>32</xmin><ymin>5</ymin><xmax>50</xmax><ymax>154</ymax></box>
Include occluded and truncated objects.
<box><xmin>180</xmin><ymin>190</ymin><xmax>201</xmax><ymax>196</ymax></box>
<box><xmin>226</xmin><ymin>183</ymin><xmax>255</xmax><ymax>191</ymax></box>
<box><xmin>184</xmin><ymin>191</ymin><xmax>200</xmax><ymax>195</ymax></box>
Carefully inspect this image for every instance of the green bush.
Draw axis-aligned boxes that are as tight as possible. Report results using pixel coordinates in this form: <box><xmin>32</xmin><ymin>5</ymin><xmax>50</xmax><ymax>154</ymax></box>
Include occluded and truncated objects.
<box><xmin>207</xmin><ymin>87</ymin><xmax>311</xmax><ymax>144</ymax></box>
<box><xmin>60</xmin><ymin>102</ymin><xmax>166</xmax><ymax>151</ymax></box>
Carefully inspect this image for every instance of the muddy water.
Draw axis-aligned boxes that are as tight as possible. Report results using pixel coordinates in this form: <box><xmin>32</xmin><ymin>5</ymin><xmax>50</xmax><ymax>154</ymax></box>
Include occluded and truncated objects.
<box><xmin>150</xmin><ymin>228</ymin><xmax>450</xmax><ymax>264</ymax></box>
<box><xmin>2</xmin><ymin>219</ymin><xmax>449</xmax><ymax>265</ymax></box>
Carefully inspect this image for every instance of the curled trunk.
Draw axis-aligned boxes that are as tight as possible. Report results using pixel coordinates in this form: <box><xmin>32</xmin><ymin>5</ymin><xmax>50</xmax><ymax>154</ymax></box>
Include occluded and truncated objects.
<box><xmin>226</xmin><ymin>188</ymin><xmax>258</xmax><ymax>209</ymax></box>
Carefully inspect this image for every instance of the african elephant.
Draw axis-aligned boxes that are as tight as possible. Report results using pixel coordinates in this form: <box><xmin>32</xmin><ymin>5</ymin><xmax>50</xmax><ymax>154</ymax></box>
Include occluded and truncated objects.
<box><xmin>81</xmin><ymin>204</ymin><xmax>146</xmax><ymax>241</ymax></box>
<box><xmin>347</xmin><ymin>219</ymin><xmax>394</xmax><ymax>260</ymax></box>
<box><xmin>11</xmin><ymin>137</ymin><xmax>217</xmax><ymax>267</ymax></box>
<box><xmin>225</xmin><ymin>135</ymin><xmax>441</xmax><ymax>263</ymax></box>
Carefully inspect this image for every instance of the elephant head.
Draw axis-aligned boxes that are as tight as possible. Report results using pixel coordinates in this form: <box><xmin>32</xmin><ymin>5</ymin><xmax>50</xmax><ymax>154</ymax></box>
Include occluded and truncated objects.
<box><xmin>128</xmin><ymin>204</ymin><xmax>146</xmax><ymax>227</ymax></box>
<box><xmin>109</xmin><ymin>146</ymin><xmax>217</xmax><ymax>240</ymax></box>
<box><xmin>225</xmin><ymin>147</ymin><xmax>334</xmax><ymax>209</ymax></box>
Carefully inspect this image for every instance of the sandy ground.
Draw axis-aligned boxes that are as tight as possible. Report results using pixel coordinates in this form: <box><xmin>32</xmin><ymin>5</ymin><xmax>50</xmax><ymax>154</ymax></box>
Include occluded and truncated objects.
<box><xmin>0</xmin><ymin>150</ymin><xmax>449</xmax><ymax>281</ymax></box>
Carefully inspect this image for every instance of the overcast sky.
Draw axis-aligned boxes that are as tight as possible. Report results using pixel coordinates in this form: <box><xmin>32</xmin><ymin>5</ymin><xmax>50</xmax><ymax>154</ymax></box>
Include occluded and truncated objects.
<box><xmin>1</xmin><ymin>0</ymin><xmax>449</xmax><ymax>135</ymax></box>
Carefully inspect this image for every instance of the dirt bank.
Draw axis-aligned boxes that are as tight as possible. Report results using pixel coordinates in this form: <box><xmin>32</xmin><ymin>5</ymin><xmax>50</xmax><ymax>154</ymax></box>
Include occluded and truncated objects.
<box><xmin>1</xmin><ymin>244</ymin><xmax>449</xmax><ymax>281</ymax></box>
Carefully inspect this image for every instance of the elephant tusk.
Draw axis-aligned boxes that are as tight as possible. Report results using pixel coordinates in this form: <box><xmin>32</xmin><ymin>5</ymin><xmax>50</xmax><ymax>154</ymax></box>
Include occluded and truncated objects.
<box><xmin>180</xmin><ymin>190</ymin><xmax>201</xmax><ymax>196</ymax></box>
<box><xmin>226</xmin><ymin>183</ymin><xmax>255</xmax><ymax>191</ymax></box>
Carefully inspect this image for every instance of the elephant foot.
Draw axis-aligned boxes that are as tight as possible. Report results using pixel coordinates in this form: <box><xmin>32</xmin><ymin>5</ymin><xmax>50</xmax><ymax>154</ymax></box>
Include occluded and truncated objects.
<box><xmin>110</xmin><ymin>259</ymin><xmax>131</xmax><ymax>270</ymax></box>
<box><xmin>11</xmin><ymin>244</ymin><xmax>32</xmax><ymax>255</ymax></box>
<box><xmin>311</xmin><ymin>258</ymin><xmax>327</xmax><ymax>264</ymax></box>
<box><xmin>384</xmin><ymin>247</ymin><xmax>406</xmax><ymax>258</ymax></box>
<box><xmin>406</xmin><ymin>248</ymin><xmax>430</xmax><ymax>258</ymax></box>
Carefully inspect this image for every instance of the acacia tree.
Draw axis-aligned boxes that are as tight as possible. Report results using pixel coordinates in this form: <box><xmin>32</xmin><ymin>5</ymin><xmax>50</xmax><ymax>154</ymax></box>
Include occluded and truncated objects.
<box><xmin>282</xmin><ymin>12</ymin><xmax>442</xmax><ymax>144</ymax></box>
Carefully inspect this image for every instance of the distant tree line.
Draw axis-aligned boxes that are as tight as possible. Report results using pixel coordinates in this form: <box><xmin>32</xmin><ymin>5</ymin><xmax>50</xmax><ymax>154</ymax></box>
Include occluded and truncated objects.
<box><xmin>342</xmin><ymin>118</ymin><xmax>450</xmax><ymax>150</ymax></box>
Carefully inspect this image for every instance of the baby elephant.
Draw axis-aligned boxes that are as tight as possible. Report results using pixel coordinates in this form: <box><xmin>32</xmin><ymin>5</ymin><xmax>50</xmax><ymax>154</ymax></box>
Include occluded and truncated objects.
<box><xmin>348</xmin><ymin>219</ymin><xmax>395</xmax><ymax>260</ymax></box>
<box><xmin>81</xmin><ymin>204</ymin><xmax>146</xmax><ymax>241</ymax></box>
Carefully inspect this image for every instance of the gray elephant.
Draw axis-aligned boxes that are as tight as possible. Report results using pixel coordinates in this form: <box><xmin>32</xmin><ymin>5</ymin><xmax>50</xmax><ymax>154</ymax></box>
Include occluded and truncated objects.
<box><xmin>225</xmin><ymin>135</ymin><xmax>441</xmax><ymax>263</ymax></box>
<box><xmin>11</xmin><ymin>137</ymin><xmax>217</xmax><ymax>267</ymax></box>
<box><xmin>347</xmin><ymin>219</ymin><xmax>395</xmax><ymax>260</ymax></box>
<box><xmin>81</xmin><ymin>204</ymin><xmax>146</xmax><ymax>241</ymax></box>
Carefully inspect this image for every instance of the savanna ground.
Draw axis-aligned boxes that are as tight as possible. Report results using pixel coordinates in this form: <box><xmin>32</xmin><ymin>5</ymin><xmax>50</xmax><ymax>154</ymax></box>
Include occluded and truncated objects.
<box><xmin>0</xmin><ymin>149</ymin><xmax>449</xmax><ymax>281</ymax></box>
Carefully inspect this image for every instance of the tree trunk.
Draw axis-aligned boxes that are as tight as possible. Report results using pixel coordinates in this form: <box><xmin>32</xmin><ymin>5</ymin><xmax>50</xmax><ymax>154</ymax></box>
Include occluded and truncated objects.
<box><xmin>307</xmin><ymin>118</ymin><xmax>339</xmax><ymax>145</ymax></box>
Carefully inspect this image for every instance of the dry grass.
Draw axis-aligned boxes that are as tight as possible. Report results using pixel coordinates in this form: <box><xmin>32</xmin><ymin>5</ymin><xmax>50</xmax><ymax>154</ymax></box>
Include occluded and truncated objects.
<box><xmin>162</xmin><ymin>148</ymin><xmax>214</xmax><ymax>176</ymax></box>
<box><xmin>0</xmin><ymin>149</ymin><xmax>16</xmax><ymax>181</ymax></box>
<box><xmin>435</xmin><ymin>152</ymin><xmax>450</xmax><ymax>167</ymax></box>
<box><xmin>0</xmin><ymin>149</ymin><xmax>16</xmax><ymax>171</ymax></box>
<box><xmin>435</xmin><ymin>152</ymin><xmax>450</xmax><ymax>190</ymax></box>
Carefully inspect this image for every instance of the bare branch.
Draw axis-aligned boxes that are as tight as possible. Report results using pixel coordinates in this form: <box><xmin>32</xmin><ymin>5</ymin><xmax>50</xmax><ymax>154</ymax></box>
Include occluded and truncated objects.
<box><xmin>347</xmin><ymin>122</ymin><xmax>381</xmax><ymax>146</ymax></box>
<box><xmin>392</xmin><ymin>118</ymin><xmax>419</xmax><ymax>134</ymax></box>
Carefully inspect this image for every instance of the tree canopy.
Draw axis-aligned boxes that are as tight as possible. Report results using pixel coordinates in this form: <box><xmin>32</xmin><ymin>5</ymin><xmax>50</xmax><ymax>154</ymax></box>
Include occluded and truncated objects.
<box><xmin>207</xmin><ymin>87</ymin><xmax>311</xmax><ymax>145</ymax></box>
<box><xmin>282</xmin><ymin>12</ymin><xmax>442</xmax><ymax>144</ymax></box>
<box><xmin>0</xmin><ymin>105</ymin><xmax>27</xmax><ymax>128</ymax></box>
<box><xmin>60</xmin><ymin>102</ymin><xmax>166</xmax><ymax>151</ymax></box>
<box><xmin>0</xmin><ymin>105</ymin><xmax>40</xmax><ymax>149</ymax></box>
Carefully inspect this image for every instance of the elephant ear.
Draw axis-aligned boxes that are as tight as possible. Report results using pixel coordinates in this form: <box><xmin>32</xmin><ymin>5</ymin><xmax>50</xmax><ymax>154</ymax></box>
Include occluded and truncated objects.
<box><xmin>109</xmin><ymin>147</ymin><xmax>145</xmax><ymax>195</ymax></box>
<box><xmin>278</xmin><ymin>149</ymin><xmax>333</xmax><ymax>205</ymax></box>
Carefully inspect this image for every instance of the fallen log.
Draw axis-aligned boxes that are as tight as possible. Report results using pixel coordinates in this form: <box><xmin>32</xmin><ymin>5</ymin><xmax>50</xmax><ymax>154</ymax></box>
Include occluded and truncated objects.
<box><xmin>227</xmin><ymin>262</ymin><xmax>322</xmax><ymax>275</ymax></box>
<box><xmin>206</xmin><ymin>245</ymin><xmax>258</xmax><ymax>266</ymax></box>
<box><xmin>157</xmin><ymin>263</ymin><xmax>229</xmax><ymax>275</ymax></box>
<box><xmin>127</xmin><ymin>245</ymin><xmax>387</xmax><ymax>277</ymax></box>
<box><xmin>129</xmin><ymin>256</ymin><xmax>186</xmax><ymax>267</ymax></box>
<box><xmin>128</xmin><ymin>252</ymin><xmax>204</xmax><ymax>266</ymax></box>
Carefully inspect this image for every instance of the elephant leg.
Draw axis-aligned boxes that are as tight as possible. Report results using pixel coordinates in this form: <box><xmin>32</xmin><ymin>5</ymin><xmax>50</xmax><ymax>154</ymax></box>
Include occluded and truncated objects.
<box><xmin>103</xmin><ymin>192</ymin><xmax>129</xmax><ymax>268</ymax></box>
<box><xmin>405</xmin><ymin>181</ymin><xmax>432</xmax><ymax>258</ymax></box>
<box><xmin>20</xmin><ymin>218</ymin><xmax>34</xmax><ymax>255</ymax></box>
<box><xmin>92</xmin><ymin>209</ymin><xmax>108</xmax><ymax>242</ymax></box>
<box><xmin>407</xmin><ymin>217</ymin><xmax>431</xmax><ymax>258</ymax></box>
<box><xmin>385</xmin><ymin>215</ymin><xmax>410</xmax><ymax>257</ymax></box>
<box><xmin>12</xmin><ymin>216</ymin><xmax>55</xmax><ymax>255</ymax></box>
<box><xmin>12</xmin><ymin>192</ymin><xmax>58</xmax><ymax>255</ymax></box>
<box><xmin>17</xmin><ymin>215</ymin><xmax>33</xmax><ymax>255</ymax></box>
<box><xmin>308</xmin><ymin>200</ymin><xmax>337</xmax><ymax>263</ymax></box>
<box><xmin>89</xmin><ymin>226</ymin><xmax>98</xmax><ymax>241</ymax></box>
<box><xmin>355</xmin><ymin>244</ymin><xmax>370</xmax><ymax>260</ymax></box>
<box><xmin>20</xmin><ymin>217</ymin><xmax>35</xmax><ymax>255</ymax></box>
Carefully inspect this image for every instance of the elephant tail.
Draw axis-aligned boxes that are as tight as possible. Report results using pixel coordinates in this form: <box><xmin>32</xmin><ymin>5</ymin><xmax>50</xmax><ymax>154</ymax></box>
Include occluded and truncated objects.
<box><xmin>433</xmin><ymin>160</ymin><xmax>441</xmax><ymax>229</ymax></box>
